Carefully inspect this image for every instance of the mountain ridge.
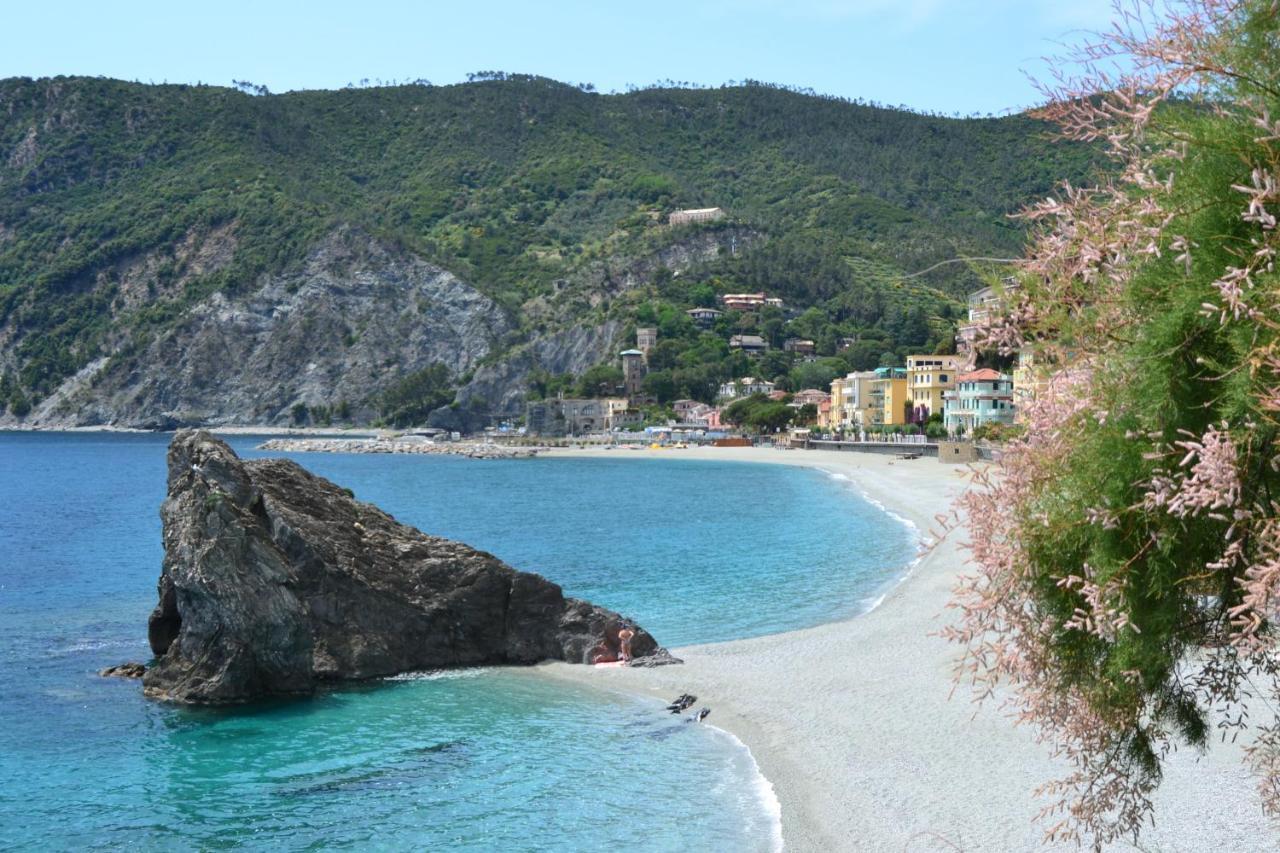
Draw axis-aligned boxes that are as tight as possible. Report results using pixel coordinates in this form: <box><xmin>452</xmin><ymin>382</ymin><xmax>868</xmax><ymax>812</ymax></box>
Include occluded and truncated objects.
<box><xmin>0</xmin><ymin>75</ymin><xmax>1098</xmax><ymax>428</ymax></box>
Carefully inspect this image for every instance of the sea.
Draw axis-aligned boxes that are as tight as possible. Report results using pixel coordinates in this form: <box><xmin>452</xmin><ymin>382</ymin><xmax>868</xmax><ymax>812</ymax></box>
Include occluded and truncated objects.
<box><xmin>0</xmin><ymin>432</ymin><xmax>916</xmax><ymax>851</ymax></box>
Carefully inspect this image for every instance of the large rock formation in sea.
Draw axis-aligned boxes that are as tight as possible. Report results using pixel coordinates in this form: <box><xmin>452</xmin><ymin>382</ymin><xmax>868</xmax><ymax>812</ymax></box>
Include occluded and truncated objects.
<box><xmin>142</xmin><ymin>430</ymin><xmax>665</xmax><ymax>704</ymax></box>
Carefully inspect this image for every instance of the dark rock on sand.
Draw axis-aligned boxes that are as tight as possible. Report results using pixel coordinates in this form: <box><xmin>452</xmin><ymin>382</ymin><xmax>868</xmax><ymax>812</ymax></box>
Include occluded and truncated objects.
<box><xmin>143</xmin><ymin>430</ymin><xmax>670</xmax><ymax>704</ymax></box>
<box><xmin>100</xmin><ymin>662</ymin><xmax>146</xmax><ymax>679</ymax></box>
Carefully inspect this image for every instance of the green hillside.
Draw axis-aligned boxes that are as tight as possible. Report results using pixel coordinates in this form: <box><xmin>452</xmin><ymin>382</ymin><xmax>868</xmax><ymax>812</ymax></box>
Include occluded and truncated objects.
<box><xmin>0</xmin><ymin>74</ymin><xmax>1098</xmax><ymax>422</ymax></box>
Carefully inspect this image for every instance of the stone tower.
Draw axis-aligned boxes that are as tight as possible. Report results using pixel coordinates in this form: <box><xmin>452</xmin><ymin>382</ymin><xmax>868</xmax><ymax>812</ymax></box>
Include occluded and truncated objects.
<box><xmin>620</xmin><ymin>349</ymin><xmax>646</xmax><ymax>401</ymax></box>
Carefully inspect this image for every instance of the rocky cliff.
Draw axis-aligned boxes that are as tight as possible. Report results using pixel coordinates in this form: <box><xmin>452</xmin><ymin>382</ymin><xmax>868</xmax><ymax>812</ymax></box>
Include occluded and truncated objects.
<box><xmin>142</xmin><ymin>431</ymin><xmax>665</xmax><ymax>704</ymax></box>
<box><xmin>15</xmin><ymin>229</ymin><xmax>514</xmax><ymax>429</ymax></box>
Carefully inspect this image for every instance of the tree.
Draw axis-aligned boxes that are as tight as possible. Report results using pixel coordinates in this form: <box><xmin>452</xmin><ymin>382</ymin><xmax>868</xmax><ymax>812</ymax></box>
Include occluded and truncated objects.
<box><xmin>8</xmin><ymin>389</ymin><xmax>30</xmax><ymax>418</ymax></box>
<box><xmin>641</xmin><ymin>370</ymin><xmax>677</xmax><ymax>403</ymax></box>
<box><xmin>945</xmin><ymin>2</ymin><xmax>1280</xmax><ymax>846</ymax></box>
<box><xmin>722</xmin><ymin>393</ymin><xmax>769</xmax><ymax>426</ymax></box>
<box><xmin>790</xmin><ymin>358</ymin><xmax>842</xmax><ymax>392</ymax></box>
<box><xmin>575</xmin><ymin>364</ymin><xmax>623</xmax><ymax>397</ymax></box>
<box><xmin>795</xmin><ymin>403</ymin><xmax>818</xmax><ymax>425</ymax></box>
<box><xmin>845</xmin><ymin>340</ymin><xmax>885</xmax><ymax>371</ymax></box>
<box><xmin>747</xmin><ymin>401</ymin><xmax>794</xmax><ymax>433</ymax></box>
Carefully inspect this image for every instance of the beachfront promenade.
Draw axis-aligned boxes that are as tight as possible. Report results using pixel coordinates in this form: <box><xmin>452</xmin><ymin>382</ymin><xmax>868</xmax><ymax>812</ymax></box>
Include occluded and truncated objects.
<box><xmin>537</xmin><ymin>445</ymin><xmax>1268</xmax><ymax>852</ymax></box>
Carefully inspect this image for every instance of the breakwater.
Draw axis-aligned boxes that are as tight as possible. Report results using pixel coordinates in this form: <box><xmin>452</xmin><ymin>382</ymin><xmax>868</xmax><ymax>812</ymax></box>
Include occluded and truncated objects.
<box><xmin>257</xmin><ymin>437</ymin><xmax>540</xmax><ymax>459</ymax></box>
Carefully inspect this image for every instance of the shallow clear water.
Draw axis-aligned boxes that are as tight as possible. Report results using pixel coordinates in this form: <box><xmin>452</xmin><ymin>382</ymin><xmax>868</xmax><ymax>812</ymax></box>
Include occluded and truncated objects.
<box><xmin>0</xmin><ymin>433</ymin><xmax>913</xmax><ymax>850</ymax></box>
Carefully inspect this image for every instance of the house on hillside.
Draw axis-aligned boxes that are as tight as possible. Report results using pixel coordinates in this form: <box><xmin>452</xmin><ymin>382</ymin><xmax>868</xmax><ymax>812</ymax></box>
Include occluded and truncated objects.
<box><xmin>784</xmin><ymin>338</ymin><xmax>816</xmax><ymax>355</ymax></box>
<box><xmin>720</xmin><ymin>292</ymin><xmax>784</xmax><ymax>312</ymax></box>
<box><xmin>789</xmin><ymin>388</ymin><xmax>830</xmax><ymax>408</ymax></box>
<box><xmin>686</xmin><ymin>307</ymin><xmax>724</xmax><ymax>327</ymax></box>
<box><xmin>729</xmin><ymin>334</ymin><xmax>769</xmax><ymax>355</ymax></box>
<box><xmin>717</xmin><ymin>377</ymin><xmax>775</xmax><ymax>400</ymax></box>
<box><xmin>668</xmin><ymin>207</ymin><xmax>725</xmax><ymax>225</ymax></box>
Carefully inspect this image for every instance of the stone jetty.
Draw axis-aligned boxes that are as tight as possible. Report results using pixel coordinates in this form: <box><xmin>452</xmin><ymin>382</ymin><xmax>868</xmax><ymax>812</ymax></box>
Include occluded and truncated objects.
<box><xmin>257</xmin><ymin>436</ymin><xmax>540</xmax><ymax>459</ymax></box>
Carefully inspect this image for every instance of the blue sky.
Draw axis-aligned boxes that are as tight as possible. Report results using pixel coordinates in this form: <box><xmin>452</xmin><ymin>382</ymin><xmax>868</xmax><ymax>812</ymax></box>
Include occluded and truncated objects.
<box><xmin>0</xmin><ymin>0</ymin><xmax>1117</xmax><ymax>114</ymax></box>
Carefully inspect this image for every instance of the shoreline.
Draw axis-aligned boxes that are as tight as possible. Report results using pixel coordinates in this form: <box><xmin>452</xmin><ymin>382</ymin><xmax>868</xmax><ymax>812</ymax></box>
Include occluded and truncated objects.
<box><xmin>0</xmin><ymin>425</ymin><xmax>384</xmax><ymax>437</ymax></box>
<box><xmin>531</xmin><ymin>445</ymin><xmax>1268</xmax><ymax>852</ymax></box>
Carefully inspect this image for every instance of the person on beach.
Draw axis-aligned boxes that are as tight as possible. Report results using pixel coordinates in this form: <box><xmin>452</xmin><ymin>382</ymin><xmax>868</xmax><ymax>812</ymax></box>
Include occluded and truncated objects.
<box><xmin>617</xmin><ymin>624</ymin><xmax>635</xmax><ymax>663</ymax></box>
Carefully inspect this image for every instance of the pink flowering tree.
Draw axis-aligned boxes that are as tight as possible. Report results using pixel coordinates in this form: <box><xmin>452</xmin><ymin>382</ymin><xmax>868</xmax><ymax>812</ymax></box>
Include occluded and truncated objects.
<box><xmin>945</xmin><ymin>0</ymin><xmax>1280</xmax><ymax>846</ymax></box>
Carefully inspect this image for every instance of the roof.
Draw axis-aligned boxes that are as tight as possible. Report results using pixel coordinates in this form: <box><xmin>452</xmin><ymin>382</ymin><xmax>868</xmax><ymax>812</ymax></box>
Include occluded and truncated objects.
<box><xmin>957</xmin><ymin>369</ymin><xmax>1004</xmax><ymax>382</ymax></box>
<box><xmin>673</xmin><ymin>207</ymin><xmax>723</xmax><ymax>215</ymax></box>
<box><xmin>686</xmin><ymin>306</ymin><xmax>723</xmax><ymax>314</ymax></box>
<box><xmin>619</xmin><ymin>349</ymin><xmax>644</xmax><ymax>356</ymax></box>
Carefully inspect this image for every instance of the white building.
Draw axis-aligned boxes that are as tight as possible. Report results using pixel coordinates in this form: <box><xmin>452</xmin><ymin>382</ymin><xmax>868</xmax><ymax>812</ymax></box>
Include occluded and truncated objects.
<box><xmin>717</xmin><ymin>377</ymin><xmax>775</xmax><ymax>400</ymax></box>
<box><xmin>668</xmin><ymin>207</ymin><xmax>725</xmax><ymax>225</ymax></box>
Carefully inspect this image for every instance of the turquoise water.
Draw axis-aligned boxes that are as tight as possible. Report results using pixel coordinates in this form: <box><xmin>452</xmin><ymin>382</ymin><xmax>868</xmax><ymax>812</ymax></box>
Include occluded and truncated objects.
<box><xmin>0</xmin><ymin>433</ymin><xmax>914</xmax><ymax>850</ymax></box>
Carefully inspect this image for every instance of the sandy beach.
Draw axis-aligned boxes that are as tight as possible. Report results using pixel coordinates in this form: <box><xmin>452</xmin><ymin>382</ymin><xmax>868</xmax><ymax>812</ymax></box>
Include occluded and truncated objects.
<box><xmin>535</xmin><ymin>445</ymin><xmax>1272</xmax><ymax>852</ymax></box>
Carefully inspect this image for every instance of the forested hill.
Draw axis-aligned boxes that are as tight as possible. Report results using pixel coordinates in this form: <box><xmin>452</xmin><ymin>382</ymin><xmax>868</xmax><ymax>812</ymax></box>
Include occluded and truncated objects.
<box><xmin>0</xmin><ymin>74</ymin><xmax>1097</xmax><ymax>429</ymax></box>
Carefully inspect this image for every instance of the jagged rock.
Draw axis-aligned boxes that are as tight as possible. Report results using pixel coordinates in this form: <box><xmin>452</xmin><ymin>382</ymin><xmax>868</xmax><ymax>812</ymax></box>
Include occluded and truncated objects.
<box><xmin>100</xmin><ymin>662</ymin><xmax>146</xmax><ymax>679</ymax></box>
<box><xmin>629</xmin><ymin>649</ymin><xmax>684</xmax><ymax>668</ymax></box>
<box><xmin>143</xmin><ymin>430</ymin><xmax>670</xmax><ymax>704</ymax></box>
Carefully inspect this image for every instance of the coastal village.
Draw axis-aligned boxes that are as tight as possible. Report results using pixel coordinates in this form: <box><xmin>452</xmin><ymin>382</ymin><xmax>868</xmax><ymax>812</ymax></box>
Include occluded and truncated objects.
<box><xmin>522</xmin><ymin>265</ymin><xmax>1027</xmax><ymax>456</ymax></box>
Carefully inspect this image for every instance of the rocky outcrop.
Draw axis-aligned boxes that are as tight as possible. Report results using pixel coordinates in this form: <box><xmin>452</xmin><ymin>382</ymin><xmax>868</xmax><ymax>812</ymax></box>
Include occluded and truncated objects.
<box><xmin>100</xmin><ymin>662</ymin><xmax>146</xmax><ymax>679</ymax></box>
<box><xmin>142</xmin><ymin>431</ymin><xmax>666</xmax><ymax>704</ymax></box>
<box><xmin>16</xmin><ymin>228</ymin><xmax>512</xmax><ymax>429</ymax></box>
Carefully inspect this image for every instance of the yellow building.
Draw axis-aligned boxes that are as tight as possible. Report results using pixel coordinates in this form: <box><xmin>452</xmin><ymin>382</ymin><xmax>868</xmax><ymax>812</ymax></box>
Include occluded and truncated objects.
<box><xmin>829</xmin><ymin>375</ymin><xmax>851</xmax><ymax>431</ymax></box>
<box><xmin>906</xmin><ymin>354</ymin><xmax>962</xmax><ymax>421</ymax></box>
<box><xmin>869</xmin><ymin>369</ymin><xmax>909</xmax><ymax>426</ymax></box>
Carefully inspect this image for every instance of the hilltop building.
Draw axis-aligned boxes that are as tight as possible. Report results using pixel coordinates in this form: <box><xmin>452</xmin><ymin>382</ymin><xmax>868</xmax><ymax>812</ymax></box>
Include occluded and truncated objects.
<box><xmin>958</xmin><ymin>279</ymin><xmax>1018</xmax><ymax>355</ymax></box>
<box><xmin>686</xmin><ymin>307</ymin><xmax>724</xmax><ymax>327</ymax></box>
<box><xmin>717</xmin><ymin>377</ymin><xmax>775</xmax><ymax>400</ymax></box>
<box><xmin>636</xmin><ymin>327</ymin><xmax>657</xmax><ymax>355</ymax></box>
<box><xmin>719</xmin><ymin>292</ymin><xmax>784</xmax><ymax>312</ymax></box>
<box><xmin>729</xmin><ymin>334</ymin><xmax>769</xmax><ymax>355</ymax></box>
<box><xmin>943</xmin><ymin>369</ymin><xmax>1015</xmax><ymax>434</ymax></box>
<box><xmin>668</xmin><ymin>207</ymin><xmax>725</xmax><ymax>225</ymax></box>
<box><xmin>906</xmin><ymin>354</ymin><xmax>962</xmax><ymax>422</ymax></box>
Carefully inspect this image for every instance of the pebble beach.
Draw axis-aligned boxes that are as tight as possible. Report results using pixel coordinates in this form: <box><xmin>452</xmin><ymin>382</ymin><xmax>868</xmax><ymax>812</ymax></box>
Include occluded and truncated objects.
<box><xmin>537</xmin><ymin>445</ymin><xmax>1273</xmax><ymax>852</ymax></box>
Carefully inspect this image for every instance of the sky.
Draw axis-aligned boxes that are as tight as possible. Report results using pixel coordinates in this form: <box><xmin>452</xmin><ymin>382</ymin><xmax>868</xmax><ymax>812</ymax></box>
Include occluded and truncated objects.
<box><xmin>0</xmin><ymin>0</ymin><xmax>1120</xmax><ymax>115</ymax></box>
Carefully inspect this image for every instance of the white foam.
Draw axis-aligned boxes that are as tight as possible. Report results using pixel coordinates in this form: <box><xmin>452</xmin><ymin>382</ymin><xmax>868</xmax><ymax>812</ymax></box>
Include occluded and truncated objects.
<box><xmin>382</xmin><ymin>668</ymin><xmax>493</xmax><ymax>682</ymax></box>
<box><xmin>705</xmin><ymin>723</ymin><xmax>785</xmax><ymax>852</ymax></box>
<box><xmin>816</xmin><ymin>467</ymin><xmax>928</xmax><ymax>618</ymax></box>
<box><xmin>51</xmin><ymin>638</ymin><xmax>132</xmax><ymax>654</ymax></box>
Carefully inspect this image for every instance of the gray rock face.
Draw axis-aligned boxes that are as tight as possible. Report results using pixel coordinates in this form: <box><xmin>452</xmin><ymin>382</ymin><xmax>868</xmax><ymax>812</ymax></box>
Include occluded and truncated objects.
<box><xmin>143</xmin><ymin>431</ymin><xmax>665</xmax><ymax>704</ymax></box>
<box><xmin>18</xmin><ymin>228</ymin><xmax>511</xmax><ymax>429</ymax></box>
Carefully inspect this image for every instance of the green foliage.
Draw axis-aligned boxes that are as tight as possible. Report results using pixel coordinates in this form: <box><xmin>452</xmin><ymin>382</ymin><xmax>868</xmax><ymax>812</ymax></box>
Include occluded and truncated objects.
<box><xmin>0</xmin><ymin>75</ymin><xmax>1097</xmax><ymax>407</ymax></box>
<box><xmin>722</xmin><ymin>393</ymin><xmax>795</xmax><ymax>432</ymax></box>
<box><xmin>374</xmin><ymin>364</ymin><xmax>455</xmax><ymax>427</ymax></box>
<box><xmin>575</xmin><ymin>364</ymin><xmax>624</xmax><ymax>397</ymax></box>
<box><xmin>970</xmin><ymin>421</ymin><xmax>1023</xmax><ymax>442</ymax></box>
